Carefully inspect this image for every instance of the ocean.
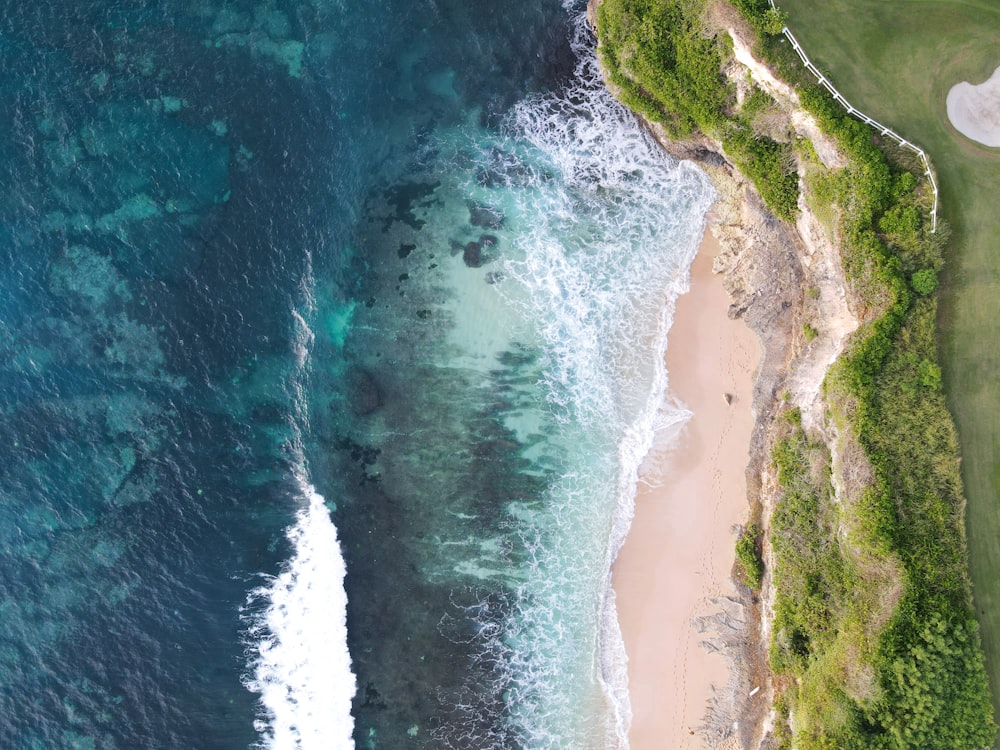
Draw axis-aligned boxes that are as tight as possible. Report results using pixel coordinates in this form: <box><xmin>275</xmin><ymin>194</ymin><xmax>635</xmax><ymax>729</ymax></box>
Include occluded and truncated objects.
<box><xmin>0</xmin><ymin>0</ymin><xmax>714</xmax><ymax>747</ymax></box>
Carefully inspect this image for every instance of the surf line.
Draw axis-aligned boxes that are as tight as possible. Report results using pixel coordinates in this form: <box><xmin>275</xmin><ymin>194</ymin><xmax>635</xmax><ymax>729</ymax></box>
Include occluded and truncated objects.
<box><xmin>244</xmin><ymin>483</ymin><xmax>357</xmax><ymax>750</ymax></box>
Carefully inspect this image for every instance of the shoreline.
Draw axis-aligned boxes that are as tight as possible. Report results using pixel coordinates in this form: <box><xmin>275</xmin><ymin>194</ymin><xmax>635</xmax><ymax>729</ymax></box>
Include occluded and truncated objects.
<box><xmin>594</xmin><ymin>0</ymin><xmax>997</xmax><ymax>742</ymax></box>
<box><xmin>612</xmin><ymin>226</ymin><xmax>759</xmax><ymax>749</ymax></box>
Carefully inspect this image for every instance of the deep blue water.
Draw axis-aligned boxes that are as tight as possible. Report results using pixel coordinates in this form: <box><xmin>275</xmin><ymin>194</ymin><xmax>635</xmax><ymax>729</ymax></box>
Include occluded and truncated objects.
<box><xmin>0</xmin><ymin>1</ymin><xmax>714</xmax><ymax>747</ymax></box>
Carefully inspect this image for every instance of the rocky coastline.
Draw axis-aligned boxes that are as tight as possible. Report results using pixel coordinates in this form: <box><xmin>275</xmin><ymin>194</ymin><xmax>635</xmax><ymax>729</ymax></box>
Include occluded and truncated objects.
<box><xmin>588</xmin><ymin>3</ymin><xmax>864</xmax><ymax>746</ymax></box>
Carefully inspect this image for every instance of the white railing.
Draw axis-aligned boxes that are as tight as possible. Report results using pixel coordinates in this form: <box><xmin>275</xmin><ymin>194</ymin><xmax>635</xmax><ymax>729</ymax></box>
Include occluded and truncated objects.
<box><xmin>763</xmin><ymin>4</ymin><xmax>938</xmax><ymax>231</ymax></box>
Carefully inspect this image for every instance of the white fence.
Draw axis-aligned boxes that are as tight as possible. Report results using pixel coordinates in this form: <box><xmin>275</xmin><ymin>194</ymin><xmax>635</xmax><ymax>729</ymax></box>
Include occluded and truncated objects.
<box><xmin>763</xmin><ymin>5</ymin><xmax>938</xmax><ymax>231</ymax></box>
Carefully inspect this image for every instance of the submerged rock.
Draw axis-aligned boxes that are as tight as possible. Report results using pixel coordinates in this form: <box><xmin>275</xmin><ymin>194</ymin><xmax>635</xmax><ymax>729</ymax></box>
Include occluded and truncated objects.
<box><xmin>467</xmin><ymin>201</ymin><xmax>505</xmax><ymax>229</ymax></box>
<box><xmin>462</xmin><ymin>241</ymin><xmax>484</xmax><ymax>268</ymax></box>
<box><xmin>347</xmin><ymin>367</ymin><xmax>383</xmax><ymax>416</ymax></box>
<box><xmin>457</xmin><ymin>233</ymin><xmax>500</xmax><ymax>268</ymax></box>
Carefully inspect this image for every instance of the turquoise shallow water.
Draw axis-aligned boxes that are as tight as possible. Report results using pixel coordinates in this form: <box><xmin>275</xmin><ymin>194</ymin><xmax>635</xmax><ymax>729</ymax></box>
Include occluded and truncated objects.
<box><xmin>0</xmin><ymin>0</ymin><xmax>713</xmax><ymax>747</ymax></box>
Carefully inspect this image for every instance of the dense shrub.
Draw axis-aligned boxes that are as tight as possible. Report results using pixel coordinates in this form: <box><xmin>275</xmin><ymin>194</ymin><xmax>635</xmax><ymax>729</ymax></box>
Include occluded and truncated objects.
<box><xmin>770</xmin><ymin>424</ymin><xmax>852</xmax><ymax>676</ymax></box>
<box><xmin>596</xmin><ymin>0</ymin><xmax>731</xmax><ymax>138</ymax></box>
<box><xmin>730</xmin><ymin>0</ymin><xmax>788</xmax><ymax>36</ymax></box>
<box><xmin>736</xmin><ymin>523</ymin><xmax>765</xmax><ymax>589</ymax></box>
<box><xmin>596</xmin><ymin>0</ymin><xmax>800</xmax><ymax>219</ymax></box>
<box><xmin>911</xmin><ymin>268</ymin><xmax>937</xmax><ymax>295</ymax></box>
<box><xmin>723</xmin><ymin>125</ymin><xmax>799</xmax><ymax>221</ymax></box>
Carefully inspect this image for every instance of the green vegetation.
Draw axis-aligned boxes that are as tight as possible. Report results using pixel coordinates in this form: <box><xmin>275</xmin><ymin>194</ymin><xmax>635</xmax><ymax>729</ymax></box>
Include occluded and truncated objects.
<box><xmin>596</xmin><ymin>0</ymin><xmax>799</xmax><ymax>220</ymax></box>
<box><xmin>735</xmin><ymin>523</ymin><xmax>764</xmax><ymax>589</ymax></box>
<box><xmin>910</xmin><ymin>269</ymin><xmax>938</xmax><ymax>296</ymax></box>
<box><xmin>770</xmin><ymin>416</ymin><xmax>849</xmax><ymax>674</ymax></box>
<box><xmin>597</xmin><ymin>0</ymin><xmax>999</xmax><ymax>745</ymax></box>
<box><xmin>770</xmin><ymin>1</ymin><xmax>1000</xmax><ymax>736</ymax></box>
<box><xmin>740</xmin><ymin>5</ymin><xmax>995</xmax><ymax>744</ymax></box>
<box><xmin>771</xmin><ymin>392</ymin><xmax>994</xmax><ymax>747</ymax></box>
<box><xmin>595</xmin><ymin>0</ymin><xmax>730</xmax><ymax>137</ymax></box>
<box><xmin>725</xmin><ymin>125</ymin><xmax>799</xmax><ymax>220</ymax></box>
<box><xmin>745</xmin><ymin>5</ymin><xmax>995</xmax><ymax>746</ymax></box>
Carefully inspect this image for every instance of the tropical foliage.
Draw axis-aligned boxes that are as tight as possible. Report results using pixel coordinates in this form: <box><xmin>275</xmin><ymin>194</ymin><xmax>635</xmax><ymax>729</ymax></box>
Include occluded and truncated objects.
<box><xmin>596</xmin><ymin>0</ymin><xmax>799</xmax><ymax>220</ymax></box>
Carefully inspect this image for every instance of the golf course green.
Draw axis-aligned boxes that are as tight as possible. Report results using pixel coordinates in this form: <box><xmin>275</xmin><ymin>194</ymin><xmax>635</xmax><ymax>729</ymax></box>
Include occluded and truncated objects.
<box><xmin>776</xmin><ymin>0</ymin><xmax>1000</xmax><ymax>729</ymax></box>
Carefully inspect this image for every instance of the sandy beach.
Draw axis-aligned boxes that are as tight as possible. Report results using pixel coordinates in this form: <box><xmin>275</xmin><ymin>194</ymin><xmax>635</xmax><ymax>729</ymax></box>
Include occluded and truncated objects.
<box><xmin>614</xmin><ymin>227</ymin><xmax>759</xmax><ymax>749</ymax></box>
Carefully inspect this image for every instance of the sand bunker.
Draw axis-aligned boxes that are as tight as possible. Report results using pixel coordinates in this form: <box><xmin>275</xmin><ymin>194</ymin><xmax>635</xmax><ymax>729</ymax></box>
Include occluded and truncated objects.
<box><xmin>947</xmin><ymin>65</ymin><xmax>1000</xmax><ymax>147</ymax></box>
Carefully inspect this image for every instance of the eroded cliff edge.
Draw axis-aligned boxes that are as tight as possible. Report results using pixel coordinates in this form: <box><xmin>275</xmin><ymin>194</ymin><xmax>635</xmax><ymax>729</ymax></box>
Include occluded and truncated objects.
<box><xmin>640</xmin><ymin>33</ymin><xmax>858</xmax><ymax>750</ymax></box>
<box><xmin>589</xmin><ymin>0</ymin><xmax>996</xmax><ymax>748</ymax></box>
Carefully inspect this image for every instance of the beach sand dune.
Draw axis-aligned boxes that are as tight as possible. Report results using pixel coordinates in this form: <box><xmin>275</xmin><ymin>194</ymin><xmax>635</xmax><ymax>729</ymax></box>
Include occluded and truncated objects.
<box><xmin>613</xmin><ymin>229</ymin><xmax>759</xmax><ymax>749</ymax></box>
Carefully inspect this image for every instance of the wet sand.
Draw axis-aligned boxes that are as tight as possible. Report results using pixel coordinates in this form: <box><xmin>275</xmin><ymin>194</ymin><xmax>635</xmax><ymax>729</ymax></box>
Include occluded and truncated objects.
<box><xmin>614</xmin><ymin>228</ymin><xmax>759</xmax><ymax>748</ymax></box>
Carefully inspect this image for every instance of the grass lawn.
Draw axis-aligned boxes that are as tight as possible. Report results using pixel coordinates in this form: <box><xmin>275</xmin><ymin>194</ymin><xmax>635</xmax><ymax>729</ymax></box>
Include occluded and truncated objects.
<box><xmin>775</xmin><ymin>0</ymin><xmax>1000</xmax><ymax>731</ymax></box>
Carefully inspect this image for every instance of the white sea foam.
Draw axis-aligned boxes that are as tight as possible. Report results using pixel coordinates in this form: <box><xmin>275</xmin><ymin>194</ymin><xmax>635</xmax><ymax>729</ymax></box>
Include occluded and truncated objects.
<box><xmin>244</xmin><ymin>482</ymin><xmax>357</xmax><ymax>750</ymax></box>
<box><xmin>431</xmin><ymin>8</ymin><xmax>715</xmax><ymax>749</ymax></box>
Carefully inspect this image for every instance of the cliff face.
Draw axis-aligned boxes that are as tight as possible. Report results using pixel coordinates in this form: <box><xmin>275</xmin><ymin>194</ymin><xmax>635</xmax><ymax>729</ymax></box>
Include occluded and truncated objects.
<box><xmin>680</xmin><ymin>45</ymin><xmax>862</xmax><ymax>750</ymax></box>
<box><xmin>588</xmin><ymin>4</ymin><xmax>859</xmax><ymax>747</ymax></box>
